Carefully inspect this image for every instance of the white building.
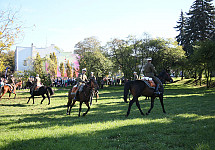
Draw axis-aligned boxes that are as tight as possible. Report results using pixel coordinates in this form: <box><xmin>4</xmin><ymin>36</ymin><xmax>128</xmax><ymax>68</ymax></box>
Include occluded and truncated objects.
<box><xmin>15</xmin><ymin>44</ymin><xmax>79</xmax><ymax>77</ymax></box>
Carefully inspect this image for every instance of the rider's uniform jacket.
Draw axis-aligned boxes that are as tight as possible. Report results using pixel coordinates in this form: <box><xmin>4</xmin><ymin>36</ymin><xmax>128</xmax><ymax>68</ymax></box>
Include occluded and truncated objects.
<box><xmin>77</xmin><ymin>73</ymin><xmax>88</xmax><ymax>83</ymax></box>
<box><xmin>144</xmin><ymin>63</ymin><xmax>157</xmax><ymax>77</ymax></box>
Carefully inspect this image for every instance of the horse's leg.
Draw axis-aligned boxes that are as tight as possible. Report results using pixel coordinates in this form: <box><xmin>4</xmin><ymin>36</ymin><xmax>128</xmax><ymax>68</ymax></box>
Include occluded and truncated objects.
<box><xmin>27</xmin><ymin>96</ymin><xmax>32</xmax><ymax>104</ymax></box>
<box><xmin>14</xmin><ymin>90</ymin><xmax>16</xmax><ymax>99</ymax></box>
<box><xmin>78</xmin><ymin>102</ymin><xmax>83</xmax><ymax>117</ymax></box>
<box><xmin>9</xmin><ymin>92</ymin><xmax>11</xmax><ymax>100</ymax></box>
<box><xmin>159</xmin><ymin>94</ymin><xmax>166</xmax><ymax>113</ymax></box>
<box><xmin>83</xmin><ymin>101</ymin><xmax>90</xmax><ymax>116</ymax></box>
<box><xmin>46</xmin><ymin>92</ymin><xmax>50</xmax><ymax>105</ymax></box>
<box><xmin>67</xmin><ymin>100</ymin><xmax>76</xmax><ymax>115</ymax></box>
<box><xmin>32</xmin><ymin>96</ymin><xmax>35</xmax><ymax>104</ymax></box>
<box><xmin>41</xmin><ymin>94</ymin><xmax>46</xmax><ymax>104</ymax></box>
<box><xmin>146</xmin><ymin>97</ymin><xmax>155</xmax><ymax>115</ymax></box>
<box><xmin>126</xmin><ymin>97</ymin><xmax>136</xmax><ymax>117</ymax></box>
<box><xmin>136</xmin><ymin>99</ymin><xmax>144</xmax><ymax>116</ymax></box>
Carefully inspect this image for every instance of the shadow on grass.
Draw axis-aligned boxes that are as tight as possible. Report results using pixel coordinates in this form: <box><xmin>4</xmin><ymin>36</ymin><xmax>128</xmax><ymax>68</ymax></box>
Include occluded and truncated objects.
<box><xmin>1</xmin><ymin>85</ymin><xmax>215</xmax><ymax>149</ymax></box>
<box><xmin>1</xmin><ymin>114</ymin><xmax>215</xmax><ymax>150</ymax></box>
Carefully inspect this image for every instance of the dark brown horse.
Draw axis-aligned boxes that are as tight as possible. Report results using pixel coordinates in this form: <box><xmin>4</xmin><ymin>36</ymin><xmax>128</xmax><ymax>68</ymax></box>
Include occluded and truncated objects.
<box><xmin>67</xmin><ymin>78</ymin><xmax>99</xmax><ymax>117</ymax></box>
<box><xmin>0</xmin><ymin>82</ymin><xmax>21</xmax><ymax>100</ymax></box>
<box><xmin>27</xmin><ymin>85</ymin><xmax>54</xmax><ymax>105</ymax></box>
<box><xmin>124</xmin><ymin>80</ymin><xmax>166</xmax><ymax>117</ymax></box>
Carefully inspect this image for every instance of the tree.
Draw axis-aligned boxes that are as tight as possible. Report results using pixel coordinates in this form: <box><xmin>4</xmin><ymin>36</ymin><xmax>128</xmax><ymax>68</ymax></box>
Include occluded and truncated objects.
<box><xmin>175</xmin><ymin>10</ymin><xmax>187</xmax><ymax>52</ymax></box>
<box><xmin>47</xmin><ymin>52</ymin><xmax>57</xmax><ymax>78</ymax></box>
<box><xmin>33</xmin><ymin>52</ymin><xmax>44</xmax><ymax>75</ymax></box>
<box><xmin>65</xmin><ymin>60</ymin><xmax>72</xmax><ymax>78</ymax></box>
<box><xmin>74</xmin><ymin>36</ymin><xmax>101</xmax><ymax>55</ymax></box>
<box><xmin>175</xmin><ymin>0</ymin><xmax>215</xmax><ymax>57</ymax></box>
<box><xmin>0</xmin><ymin>50</ymin><xmax>14</xmax><ymax>74</ymax></box>
<box><xmin>187</xmin><ymin>0</ymin><xmax>215</xmax><ymax>41</ymax></box>
<box><xmin>192</xmin><ymin>39</ymin><xmax>215</xmax><ymax>88</ymax></box>
<box><xmin>59</xmin><ymin>62</ymin><xmax>65</xmax><ymax>77</ymax></box>
<box><xmin>0</xmin><ymin>9</ymin><xmax>22</xmax><ymax>52</ymax></box>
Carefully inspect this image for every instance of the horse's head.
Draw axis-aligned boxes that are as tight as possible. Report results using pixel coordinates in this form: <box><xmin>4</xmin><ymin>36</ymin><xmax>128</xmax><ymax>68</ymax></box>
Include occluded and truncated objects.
<box><xmin>159</xmin><ymin>70</ymin><xmax>173</xmax><ymax>83</ymax></box>
<box><xmin>89</xmin><ymin>77</ymin><xmax>99</xmax><ymax>89</ymax></box>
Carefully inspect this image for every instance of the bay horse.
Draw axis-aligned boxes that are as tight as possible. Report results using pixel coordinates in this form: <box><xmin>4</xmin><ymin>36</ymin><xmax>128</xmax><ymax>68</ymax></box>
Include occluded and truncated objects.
<box><xmin>0</xmin><ymin>82</ymin><xmax>21</xmax><ymax>100</ymax></box>
<box><xmin>66</xmin><ymin>78</ymin><xmax>99</xmax><ymax>117</ymax></box>
<box><xmin>124</xmin><ymin>80</ymin><xmax>166</xmax><ymax>117</ymax></box>
<box><xmin>27</xmin><ymin>82</ymin><xmax>54</xmax><ymax>105</ymax></box>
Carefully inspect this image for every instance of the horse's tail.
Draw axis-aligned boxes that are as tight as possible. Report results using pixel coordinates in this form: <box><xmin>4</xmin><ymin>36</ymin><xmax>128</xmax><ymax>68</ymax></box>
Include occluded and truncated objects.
<box><xmin>47</xmin><ymin>87</ymin><xmax>54</xmax><ymax>96</ymax></box>
<box><xmin>124</xmin><ymin>81</ymin><xmax>130</xmax><ymax>103</ymax></box>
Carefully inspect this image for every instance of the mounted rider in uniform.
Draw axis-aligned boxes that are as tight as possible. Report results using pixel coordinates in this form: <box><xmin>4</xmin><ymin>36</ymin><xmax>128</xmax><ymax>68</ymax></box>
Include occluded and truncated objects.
<box><xmin>74</xmin><ymin>68</ymin><xmax>88</xmax><ymax>100</ymax></box>
<box><xmin>144</xmin><ymin>57</ymin><xmax>162</xmax><ymax>95</ymax></box>
<box><xmin>31</xmin><ymin>74</ymin><xmax>42</xmax><ymax>95</ymax></box>
<box><xmin>7</xmin><ymin>75</ymin><xmax>15</xmax><ymax>93</ymax></box>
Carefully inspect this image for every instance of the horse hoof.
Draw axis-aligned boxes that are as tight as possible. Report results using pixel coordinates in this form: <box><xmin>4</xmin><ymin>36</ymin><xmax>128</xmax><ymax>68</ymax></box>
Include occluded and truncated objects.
<box><xmin>146</xmin><ymin>112</ymin><xmax>149</xmax><ymax>115</ymax></box>
<box><xmin>83</xmin><ymin>113</ymin><xmax>86</xmax><ymax>116</ymax></box>
<box><xmin>163</xmin><ymin>111</ymin><xmax>166</xmax><ymax>113</ymax></box>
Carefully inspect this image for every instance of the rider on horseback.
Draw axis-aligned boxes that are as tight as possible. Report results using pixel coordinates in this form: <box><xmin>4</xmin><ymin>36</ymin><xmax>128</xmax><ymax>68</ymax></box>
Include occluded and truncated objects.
<box><xmin>7</xmin><ymin>75</ymin><xmax>15</xmax><ymax>93</ymax></box>
<box><xmin>74</xmin><ymin>68</ymin><xmax>88</xmax><ymax>100</ymax></box>
<box><xmin>144</xmin><ymin>57</ymin><xmax>162</xmax><ymax>95</ymax></box>
<box><xmin>31</xmin><ymin>74</ymin><xmax>42</xmax><ymax>95</ymax></box>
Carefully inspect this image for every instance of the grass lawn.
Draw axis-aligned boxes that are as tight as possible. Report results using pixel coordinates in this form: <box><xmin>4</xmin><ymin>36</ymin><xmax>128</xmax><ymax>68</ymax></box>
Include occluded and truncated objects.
<box><xmin>0</xmin><ymin>79</ymin><xmax>215</xmax><ymax>150</ymax></box>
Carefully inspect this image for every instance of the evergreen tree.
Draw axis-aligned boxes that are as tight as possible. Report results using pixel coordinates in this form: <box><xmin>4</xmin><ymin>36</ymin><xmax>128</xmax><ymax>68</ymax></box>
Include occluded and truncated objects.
<box><xmin>186</xmin><ymin>0</ymin><xmax>215</xmax><ymax>43</ymax></box>
<box><xmin>33</xmin><ymin>52</ymin><xmax>44</xmax><ymax>75</ymax></box>
<box><xmin>175</xmin><ymin>10</ymin><xmax>187</xmax><ymax>47</ymax></box>
<box><xmin>49</xmin><ymin>52</ymin><xmax>57</xmax><ymax>78</ymax></box>
<box><xmin>66</xmin><ymin>60</ymin><xmax>72</xmax><ymax>78</ymax></box>
<box><xmin>59</xmin><ymin>62</ymin><xmax>65</xmax><ymax>77</ymax></box>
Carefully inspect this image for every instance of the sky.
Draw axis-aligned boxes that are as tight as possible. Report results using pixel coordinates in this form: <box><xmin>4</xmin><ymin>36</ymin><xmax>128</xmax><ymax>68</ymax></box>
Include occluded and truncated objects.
<box><xmin>1</xmin><ymin>0</ymin><xmax>214</xmax><ymax>52</ymax></box>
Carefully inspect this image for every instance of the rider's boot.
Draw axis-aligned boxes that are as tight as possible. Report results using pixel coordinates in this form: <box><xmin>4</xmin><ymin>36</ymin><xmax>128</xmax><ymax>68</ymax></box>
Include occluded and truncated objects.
<box><xmin>74</xmin><ymin>91</ymin><xmax>79</xmax><ymax>100</ymax></box>
<box><xmin>154</xmin><ymin>84</ymin><xmax>160</xmax><ymax>95</ymax></box>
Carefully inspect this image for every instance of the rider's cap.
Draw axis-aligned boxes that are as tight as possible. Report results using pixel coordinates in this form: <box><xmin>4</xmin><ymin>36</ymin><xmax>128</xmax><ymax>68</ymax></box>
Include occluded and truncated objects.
<box><xmin>147</xmin><ymin>57</ymin><xmax>152</xmax><ymax>61</ymax></box>
<box><xmin>36</xmin><ymin>74</ymin><xmax>39</xmax><ymax>77</ymax></box>
<box><xmin>133</xmin><ymin>72</ymin><xmax>137</xmax><ymax>74</ymax></box>
<box><xmin>91</xmin><ymin>72</ymin><xmax>94</xmax><ymax>74</ymax></box>
<box><xmin>10</xmin><ymin>75</ymin><xmax>13</xmax><ymax>77</ymax></box>
<box><xmin>82</xmin><ymin>68</ymin><xmax>87</xmax><ymax>72</ymax></box>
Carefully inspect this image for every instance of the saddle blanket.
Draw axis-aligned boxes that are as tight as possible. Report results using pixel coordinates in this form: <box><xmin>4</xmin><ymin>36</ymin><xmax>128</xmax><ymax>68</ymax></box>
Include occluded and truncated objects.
<box><xmin>141</xmin><ymin>77</ymin><xmax>156</xmax><ymax>87</ymax></box>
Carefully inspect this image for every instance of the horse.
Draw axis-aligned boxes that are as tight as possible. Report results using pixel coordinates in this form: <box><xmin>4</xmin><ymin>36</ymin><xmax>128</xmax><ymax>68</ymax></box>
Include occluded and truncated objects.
<box><xmin>25</xmin><ymin>81</ymin><xmax>33</xmax><ymax>89</ymax></box>
<box><xmin>66</xmin><ymin>78</ymin><xmax>99</xmax><ymax>117</ymax></box>
<box><xmin>124</xmin><ymin>80</ymin><xmax>166</xmax><ymax>117</ymax></box>
<box><xmin>27</xmin><ymin>83</ymin><xmax>54</xmax><ymax>105</ymax></box>
<box><xmin>0</xmin><ymin>82</ymin><xmax>20</xmax><ymax>100</ymax></box>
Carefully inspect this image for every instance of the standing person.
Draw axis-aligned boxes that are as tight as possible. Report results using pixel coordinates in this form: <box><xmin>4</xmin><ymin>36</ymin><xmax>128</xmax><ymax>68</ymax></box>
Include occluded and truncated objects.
<box><xmin>31</xmin><ymin>74</ymin><xmax>42</xmax><ymax>95</ymax></box>
<box><xmin>74</xmin><ymin>68</ymin><xmax>88</xmax><ymax>100</ymax></box>
<box><xmin>90</xmin><ymin>72</ymin><xmax>96</xmax><ymax>80</ymax></box>
<box><xmin>144</xmin><ymin>57</ymin><xmax>162</xmax><ymax>95</ymax></box>
<box><xmin>7</xmin><ymin>75</ymin><xmax>15</xmax><ymax>93</ymax></box>
<box><xmin>133</xmin><ymin>72</ymin><xmax>139</xmax><ymax>80</ymax></box>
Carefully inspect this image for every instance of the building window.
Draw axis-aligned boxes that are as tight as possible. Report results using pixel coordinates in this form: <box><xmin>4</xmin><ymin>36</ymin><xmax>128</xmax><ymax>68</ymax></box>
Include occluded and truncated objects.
<box><xmin>23</xmin><ymin>60</ymin><xmax>27</xmax><ymax>66</ymax></box>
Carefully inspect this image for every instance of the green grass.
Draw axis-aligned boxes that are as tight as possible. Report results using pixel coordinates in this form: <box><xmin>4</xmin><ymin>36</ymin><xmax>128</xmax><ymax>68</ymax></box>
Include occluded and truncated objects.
<box><xmin>0</xmin><ymin>79</ymin><xmax>215</xmax><ymax>150</ymax></box>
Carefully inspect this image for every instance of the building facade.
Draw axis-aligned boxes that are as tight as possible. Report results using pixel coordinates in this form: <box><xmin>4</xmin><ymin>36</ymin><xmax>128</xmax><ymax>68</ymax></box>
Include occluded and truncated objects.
<box><xmin>15</xmin><ymin>44</ymin><xmax>79</xmax><ymax>77</ymax></box>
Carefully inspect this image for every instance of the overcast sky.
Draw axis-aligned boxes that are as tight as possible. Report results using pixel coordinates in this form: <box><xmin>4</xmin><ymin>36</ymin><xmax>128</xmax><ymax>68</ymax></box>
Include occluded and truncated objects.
<box><xmin>1</xmin><ymin>0</ymin><xmax>214</xmax><ymax>52</ymax></box>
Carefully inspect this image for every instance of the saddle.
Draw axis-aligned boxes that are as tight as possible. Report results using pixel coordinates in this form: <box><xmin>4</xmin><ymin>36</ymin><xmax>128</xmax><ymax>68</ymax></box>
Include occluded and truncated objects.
<box><xmin>71</xmin><ymin>85</ymin><xmax>78</xmax><ymax>94</ymax></box>
<box><xmin>5</xmin><ymin>84</ymin><xmax>13</xmax><ymax>92</ymax></box>
<box><xmin>141</xmin><ymin>77</ymin><xmax>156</xmax><ymax>89</ymax></box>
